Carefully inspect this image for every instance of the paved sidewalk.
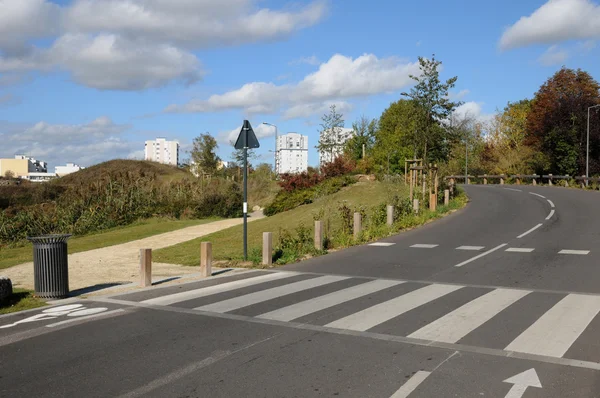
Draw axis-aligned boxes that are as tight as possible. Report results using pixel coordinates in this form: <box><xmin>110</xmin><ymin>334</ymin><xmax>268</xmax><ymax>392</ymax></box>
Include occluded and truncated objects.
<box><xmin>3</xmin><ymin>214</ymin><xmax>263</xmax><ymax>292</ymax></box>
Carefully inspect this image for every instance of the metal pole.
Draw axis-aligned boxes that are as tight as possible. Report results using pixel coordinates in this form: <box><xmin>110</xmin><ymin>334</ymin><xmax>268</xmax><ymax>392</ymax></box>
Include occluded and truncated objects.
<box><xmin>243</xmin><ymin>146</ymin><xmax>248</xmax><ymax>261</ymax></box>
<box><xmin>275</xmin><ymin>125</ymin><xmax>279</xmax><ymax>174</ymax></box>
<box><xmin>465</xmin><ymin>138</ymin><xmax>468</xmax><ymax>185</ymax></box>
<box><xmin>587</xmin><ymin>106</ymin><xmax>590</xmax><ymax>187</ymax></box>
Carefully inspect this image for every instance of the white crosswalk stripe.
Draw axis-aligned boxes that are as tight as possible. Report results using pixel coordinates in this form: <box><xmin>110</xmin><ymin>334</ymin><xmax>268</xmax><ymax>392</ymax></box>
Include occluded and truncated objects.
<box><xmin>325</xmin><ymin>284</ymin><xmax>462</xmax><ymax>331</ymax></box>
<box><xmin>195</xmin><ymin>275</ymin><xmax>349</xmax><ymax>313</ymax></box>
<box><xmin>408</xmin><ymin>288</ymin><xmax>530</xmax><ymax>343</ymax></box>
<box><xmin>257</xmin><ymin>279</ymin><xmax>403</xmax><ymax>322</ymax></box>
<box><xmin>505</xmin><ymin>294</ymin><xmax>600</xmax><ymax>357</ymax></box>
<box><xmin>129</xmin><ymin>271</ymin><xmax>600</xmax><ymax>362</ymax></box>
<box><xmin>141</xmin><ymin>272</ymin><xmax>299</xmax><ymax>306</ymax></box>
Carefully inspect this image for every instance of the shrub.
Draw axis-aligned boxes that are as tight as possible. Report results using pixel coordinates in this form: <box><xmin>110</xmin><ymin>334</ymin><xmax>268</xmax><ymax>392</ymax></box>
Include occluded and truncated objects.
<box><xmin>320</xmin><ymin>156</ymin><xmax>356</xmax><ymax>178</ymax></box>
<box><xmin>278</xmin><ymin>172</ymin><xmax>322</xmax><ymax>192</ymax></box>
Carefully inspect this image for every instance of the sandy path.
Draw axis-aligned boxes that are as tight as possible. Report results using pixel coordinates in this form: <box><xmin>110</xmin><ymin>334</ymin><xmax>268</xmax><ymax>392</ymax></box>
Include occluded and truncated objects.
<box><xmin>3</xmin><ymin>215</ymin><xmax>262</xmax><ymax>291</ymax></box>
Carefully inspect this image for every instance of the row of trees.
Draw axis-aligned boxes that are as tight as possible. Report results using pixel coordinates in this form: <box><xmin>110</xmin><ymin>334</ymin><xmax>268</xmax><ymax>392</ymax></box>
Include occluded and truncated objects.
<box><xmin>190</xmin><ymin>57</ymin><xmax>600</xmax><ymax>181</ymax></box>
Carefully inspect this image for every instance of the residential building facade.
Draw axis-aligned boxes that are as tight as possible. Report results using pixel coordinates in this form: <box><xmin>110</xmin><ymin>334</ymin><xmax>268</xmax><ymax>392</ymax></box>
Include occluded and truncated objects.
<box><xmin>277</xmin><ymin>133</ymin><xmax>308</xmax><ymax>174</ymax></box>
<box><xmin>0</xmin><ymin>155</ymin><xmax>48</xmax><ymax>178</ymax></box>
<box><xmin>55</xmin><ymin>163</ymin><xmax>85</xmax><ymax>177</ymax></box>
<box><xmin>144</xmin><ymin>138</ymin><xmax>179</xmax><ymax>166</ymax></box>
<box><xmin>318</xmin><ymin>127</ymin><xmax>355</xmax><ymax>165</ymax></box>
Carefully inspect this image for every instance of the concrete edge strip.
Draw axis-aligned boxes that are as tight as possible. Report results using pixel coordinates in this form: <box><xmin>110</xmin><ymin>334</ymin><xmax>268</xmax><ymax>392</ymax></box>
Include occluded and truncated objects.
<box><xmin>453</xmin><ymin>244</ymin><xmax>508</xmax><ymax>267</ymax></box>
<box><xmin>85</xmin><ymin>297</ymin><xmax>600</xmax><ymax>372</ymax></box>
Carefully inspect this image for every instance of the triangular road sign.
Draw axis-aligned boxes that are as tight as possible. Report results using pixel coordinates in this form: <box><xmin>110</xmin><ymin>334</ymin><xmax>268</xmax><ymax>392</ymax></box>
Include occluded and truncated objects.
<box><xmin>234</xmin><ymin>120</ymin><xmax>260</xmax><ymax>149</ymax></box>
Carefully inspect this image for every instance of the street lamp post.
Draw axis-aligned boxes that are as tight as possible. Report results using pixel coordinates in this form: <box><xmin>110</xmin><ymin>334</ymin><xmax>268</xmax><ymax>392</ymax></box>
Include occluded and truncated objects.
<box><xmin>587</xmin><ymin>105</ymin><xmax>600</xmax><ymax>186</ymax></box>
<box><xmin>262</xmin><ymin>122</ymin><xmax>278</xmax><ymax>174</ymax></box>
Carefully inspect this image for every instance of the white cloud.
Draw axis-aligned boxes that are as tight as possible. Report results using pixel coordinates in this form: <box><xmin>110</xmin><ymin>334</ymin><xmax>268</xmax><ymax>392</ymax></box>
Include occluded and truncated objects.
<box><xmin>449</xmin><ymin>89</ymin><xmax>470</xmax><ymax>100</ymax></box>
<box><xmin>500</xmin><ymin>0</ymin><xmax>600</xmax><ymax>50</ymax></box>
<box><xmin>538</xmin><ymin>45</ymin><xmax>569</xmax><ymax>66</ymax></box>
<box><xmin>416</xmin><ymin>40</ymin><xmax>422</xmax><ymax>47</ymax></box>
<box><xmin>0</xmin><ymin>0</ymin><xmax>327</xmax><ymax>90</ymax></box>
<box><xmin>166</xmin><ymin>53</ymin><xmax>420</xmax><ymax>119</ymax></box>
<box><xmin>282</xmin><ymin>101</ymin><xmax>353</xmax><ymax>120</ymax></box>
<box><xmin>290</xmin><ymin>55</ymin><xmax>321</xmax><ymax>66</ymax></box>
<box><xmin>0</xmin><ymin>117</ymin><xmax>140</xmax><ymax>167</ymax></box>
<box><xmin>0</xmin><ymin>93</ymin><xmax>20</xmax><ymax>107</ymax></box>
<box><xmin>452</xmin><ymin>101</ymin><xmax>494</xmax><ymax>125</ymax></box>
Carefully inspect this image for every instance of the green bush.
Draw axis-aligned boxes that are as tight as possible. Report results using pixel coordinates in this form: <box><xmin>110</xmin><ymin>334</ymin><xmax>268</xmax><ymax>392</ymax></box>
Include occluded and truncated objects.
<box><xmin>264</xmin><ymin>175</ymin><xmax>355</xmax><ymax>216</ymax></box>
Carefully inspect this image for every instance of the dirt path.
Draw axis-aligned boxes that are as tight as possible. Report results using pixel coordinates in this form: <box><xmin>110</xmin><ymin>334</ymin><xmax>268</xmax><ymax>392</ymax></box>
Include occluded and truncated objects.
<box><xmin>3</xmin><ymin>215</ymin><xmax>262</xmax><ymax>291</ymax></box>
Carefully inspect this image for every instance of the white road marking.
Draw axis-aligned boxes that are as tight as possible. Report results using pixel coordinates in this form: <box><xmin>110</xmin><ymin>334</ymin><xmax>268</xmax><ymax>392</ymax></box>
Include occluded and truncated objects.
<box><xmin>369</xmin><ymin>242</ymin><xmax>396</xmax><ymax>247</ymax></box>
<box><xmin>454</xmin><ymin>244</ymin><xmax>508</xmax><ymax>267</ymax></box>
<box><xmin>559</xmin><ymin>250</ymin><xmax>590</xmax><ymax>255</ymax></box>
<box><xmin>504</xmin><ymin>369</ymin><xmax>542</xmax><ymax>398</ymax></box>
<box><xmin>389</xmin><ymin>371</ymin><xmax>431</xmax><ymax>398</ymax></box>
<box><xmin>43</xmin><ymin>304</ymin><xmax>84</xmax><ymax>313</ymax></box>
<box><xmin>529</xmin><ymin>192</ymin><xmax>546</xmax><ymax>199</ymax></box>
<box><xmin>517</xmin><ymin>223</ymin><xmax>543</xmax><ymax>239</ymax></box>
<box><xmin>505</xmin><ymin>294</ymin><xmax>600</xmax><ymax>358</ymax></box>
<box><xmin>195</xmin><ymin>275</ymin><xmax>349</xmax><ymax>313</ymax></box>
<box><xmin>257</xmin><ymin>280</ymin><xmax>403</xmax><ymax>322</ymax></box>
<box><xmin>456</xmin><ymin>246</ymin><xmax>485</xmax><ymax>251</ymax></box>
<box><xmin>141</xmin><ymin>272</ymin><xmax>299</xmax><ymax>306</ymax></box>
<box><xmin>410</xmin><ymin>244</ymin><xmax>439</xmax><ymax>249</ymax></box>
<box><xmin>504</xmin><ymin>188</ymin><xmax>522</xmax><ymax>192</ymax></box>
<box><xmin>46</xmin><ymin>309</ymin><xmax>124</xmax><ymax>328</ymax></box>
<box><xmin>547</xmin><ymin>199</ymin><xmax>555</xmax><ymax>208</ymax></box>
<box><xmin>408</xmin><ymin>288</ymin><xmax>530</xmax><ymax>343</ymax></box>
<box><xmin>325</xmin><ymin>284</ymin><xmax>462</xmax><ymax>331</ymax></box>
<box><xmin>505</xmin><ymin>248</ymin><xmax>535</xmax><ymax>253</ymax></box>
<box><xmin>546</xmin><ymin>209</ymin><xmax>555</xmax><ymax>220</ymax></box>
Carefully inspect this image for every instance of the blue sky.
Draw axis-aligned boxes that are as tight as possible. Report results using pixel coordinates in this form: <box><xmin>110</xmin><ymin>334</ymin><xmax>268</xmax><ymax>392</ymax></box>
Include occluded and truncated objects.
<box><xmin>0</xmin><ymin>0</ymin><xmax>599</xmax><ymax>169</ymax></box>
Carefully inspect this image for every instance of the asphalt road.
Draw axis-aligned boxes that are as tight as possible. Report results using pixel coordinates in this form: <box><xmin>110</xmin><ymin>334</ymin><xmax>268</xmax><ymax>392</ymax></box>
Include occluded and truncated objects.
<box><xmin>2</xmin><ymin>184</ymin><xmax>600</xmax><ymax>397</ymax></box>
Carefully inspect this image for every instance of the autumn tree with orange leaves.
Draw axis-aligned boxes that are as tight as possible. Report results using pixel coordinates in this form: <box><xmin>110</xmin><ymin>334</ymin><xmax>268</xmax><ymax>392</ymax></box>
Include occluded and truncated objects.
<box><xmin>526</xmin><ymin>68</ymin><xmax>600</xmax><ymax>175</ymax></box>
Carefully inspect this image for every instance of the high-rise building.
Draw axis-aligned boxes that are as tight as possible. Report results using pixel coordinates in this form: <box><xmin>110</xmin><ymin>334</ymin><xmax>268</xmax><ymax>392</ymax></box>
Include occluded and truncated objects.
<box><xmin>277</xmin><ymin>133</ymin><xmax>308</xmax><ymax>174</ymax></box>
<box><xmin>318</xmin><ymin>127</ymin><xmax>354</xmax><ymax>165</ymax></box>
<box><xmin>144</xmin><ymin>138</ymin><xmax>179</xmax><ymax>166</ymax></box>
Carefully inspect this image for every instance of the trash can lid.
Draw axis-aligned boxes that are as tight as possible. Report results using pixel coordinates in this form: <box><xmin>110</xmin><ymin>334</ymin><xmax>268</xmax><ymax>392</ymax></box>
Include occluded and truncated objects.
<box><xmin>27</xmin><ymin>234</ymin><xmax>72</xmax><ymax>243</ymax></box>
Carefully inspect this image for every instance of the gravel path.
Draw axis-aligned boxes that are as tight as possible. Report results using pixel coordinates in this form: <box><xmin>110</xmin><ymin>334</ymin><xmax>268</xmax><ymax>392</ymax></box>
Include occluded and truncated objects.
<box><xmin>3</xmin><ymin>215</ymin><xmax>263</xmax><ymax>291</ymax></box>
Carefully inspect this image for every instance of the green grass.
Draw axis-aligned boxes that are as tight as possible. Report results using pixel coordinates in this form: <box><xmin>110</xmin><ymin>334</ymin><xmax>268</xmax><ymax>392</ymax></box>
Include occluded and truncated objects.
<box><xmin>0</xmin><ymin>217</ymin><xmax>221</xmax><ymax>270</ymax></box>
<box><xmin>0</xmin><ymin>288</ymin><xmax>46</xmax><ymax>315</ymax></box>
<box><xmin>154</xmin><ymin>180</ymin><xmax>409</xmax><ymax>265</ymax></box>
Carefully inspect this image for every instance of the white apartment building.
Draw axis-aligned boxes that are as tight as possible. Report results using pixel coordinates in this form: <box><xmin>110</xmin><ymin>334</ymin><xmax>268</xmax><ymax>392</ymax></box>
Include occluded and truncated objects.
<box><xmin>277</xmin><ymin>133</ymin><xmax>308</xmax><ymax>174</ymax></box>
<box><xmin>15</xmin><ymin>155</ymin><xmax>48</xmax><ymax>173</ymax></box>
<box><xmin>55</xmin><ymin>163</ymin><xmax>85</xmax><ymax>177</ymax></box>
<box><xmin>318</xmin><ymin>127</ymin><xmax>354</xmax><ymax>165</ymax></box>
<box><xmin>144</xmin><ymin>138</ymin><xmax>179</xmax><ymax>166</ymax></box>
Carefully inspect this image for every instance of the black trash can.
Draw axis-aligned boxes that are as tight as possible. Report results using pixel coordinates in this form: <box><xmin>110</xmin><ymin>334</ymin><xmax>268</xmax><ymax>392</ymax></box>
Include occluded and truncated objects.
<box><xmin>27</xmin><ymin>234</ymin><xmax>72</xmax><ymax>299</ymax></box>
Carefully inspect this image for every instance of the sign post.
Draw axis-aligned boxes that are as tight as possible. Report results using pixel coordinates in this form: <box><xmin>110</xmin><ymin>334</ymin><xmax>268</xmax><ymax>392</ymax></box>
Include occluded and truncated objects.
<box><xmin>234</xmin><ymin>120</ymin><xmax>260</xmax><ymax>260</ymax></box>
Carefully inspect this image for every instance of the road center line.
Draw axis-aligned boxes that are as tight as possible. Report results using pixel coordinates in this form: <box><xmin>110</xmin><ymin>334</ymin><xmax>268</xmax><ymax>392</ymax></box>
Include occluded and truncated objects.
<box><xmin>456</xmin><ymin>246</ymin><xmax>485</xmax><ymax>251</ymax></box>
<box><xmin>547</xmin><ymin>199</ymin><xmax>555</xmax><ymax>208</ymax></box>
<box><xmin>559</xmin><ymin>250</ymin><xmax>590</xmax><ymax>255</ymax></box>
<box><xmin>506</xmin><ymin>248</ymin><xmax>535</xmax><ymax>253</ymax></box>
<box><xmin>504</xmin><ymin>188</ymin><xmax>522</xmax><ymax>192</ymax></box>
<box><xmin>389</xmin><ymin>371</ymin><xmax>431</xmax><ymax>398</ymax></box>
<box><xmin>546</xmin><ymin>210</ymin><xmax>555</xmax><ymax>220</ymax></box>
<box><xmin>517</xmin><ymin>224</ymin><xmax>543</xmax><ymax>239</ymax></box>
<box><xmin>454</xmin><ymin>243</ymin><xmax>508</xmax><ymax>267</ymax></box>
<box><xmin>410</xmin><ymin>244</ymin><xmax>439</xmax><ymax>249</ymax></box>
<box><xmin>529</xmin><ymin>192</ymin><xmax>546</xmax><ymax>199</ymax></box>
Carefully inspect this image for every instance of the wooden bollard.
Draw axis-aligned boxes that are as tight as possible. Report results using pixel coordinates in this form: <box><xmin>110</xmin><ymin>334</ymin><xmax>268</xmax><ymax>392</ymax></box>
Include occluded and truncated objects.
<box><xmin>444</xmin><ymin>190</ymin><xmax>449</xmax><ymax>206</ymax></box>
<box><xmin>262</xmin><ymin>232</ymin><xmax>272</xmax><ymax>266</ymax></box>
<box><xmin>533</xmin><ymin>179</ymin><xmax>537</xmax><ymax>186</ymax></box>
<box><xmin>548</xmin><ymin>175</ymin><xmax>553</xmax><ymax>186</ymax></box>
<box><xmin>200</xmin><ymin>242</ymin><xmax>212</xmax><ymax>277</ymax></box>
<box><xmin>429</xmin><ymin>193</ymin><xmax>437</xmax><ymax>211</ymax></box>
<box><xmin>140</xmin><ymin>249</ymin><xmax>152</xmax><ymax>287</ymax></box>
<box><xmin>500</xmin><ymin>177</ymin><xmax>504</xmax><ymax>185</ymax></box>
<box><xmin>516</xmin><ymin>177</ymin><xmax>521</xmax><ymax>185</ymax></box>
<box><xmin>314</xmin><ymin>220</ymin><xmax>323</xmax><ymax>250</ymax></box>
<box><xmin>353</xmin><ymin>212</ymin><xmax>362</xmax><ymax>240</ymax></box>
<box><xmin>413</xmin><ymin>199</ymin><xmax>419</xmax><ymax>214</ymax></box>
<box><xmin>565</xmin><ymin>176</ymin><xmax>570</xmax><ymax>187</ymax></box>
<box><xmin>386</xmin><ymin>205</ymin><xmax>394</xmax><ymax>226</ymax></box>
<box><xmin>483</xmin><ymin>176</ymin><xmax>488</xmax><ymax>185</ymax></box>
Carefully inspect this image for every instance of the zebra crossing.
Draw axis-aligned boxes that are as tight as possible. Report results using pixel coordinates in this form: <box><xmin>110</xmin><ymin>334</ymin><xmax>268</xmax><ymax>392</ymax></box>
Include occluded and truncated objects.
<box><xmin>117</xmin><ymin>270</ymin><xmax>600</xmax><ymax>363</ymax></box>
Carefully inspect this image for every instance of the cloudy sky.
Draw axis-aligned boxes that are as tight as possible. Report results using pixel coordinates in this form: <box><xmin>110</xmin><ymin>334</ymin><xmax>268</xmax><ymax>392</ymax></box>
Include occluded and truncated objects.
<box><xmin>0</xmin><ymin>0</ymin><xmax>599</xmax><ymax>168</ymax></box>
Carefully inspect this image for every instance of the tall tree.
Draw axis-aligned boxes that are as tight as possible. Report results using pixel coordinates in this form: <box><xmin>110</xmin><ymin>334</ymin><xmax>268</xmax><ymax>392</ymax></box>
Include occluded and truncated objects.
<box><xmin>317</xmin><ymin>105</ymin><xmax>345</xmax><ymax>164</ymax></box>
<box><xmin>344</xmin><ymin>116</ymin><xmax>377</xmax><ymax>161</ymax></box>
<box><xmin>402</xmin><ymin>55</ymin><xmax>462</xmax><ymax>163</ymax></box>
<box><xmin>373</xmin><ymin>99</ymin><xmax>420</xmax><ymax>173</ymax></box>
<box><xmin>526</xmin><ymin>68</ymin><xmax>600</xmax><ymax>175</ymax></box>
<box><xmin>191</xmin><ymin>133</ymin><xmax>220</xmax><ymax>175</ymax></box>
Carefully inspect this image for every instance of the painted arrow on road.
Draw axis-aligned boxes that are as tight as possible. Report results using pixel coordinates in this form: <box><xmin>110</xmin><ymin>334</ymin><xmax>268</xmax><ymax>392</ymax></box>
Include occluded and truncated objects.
<box><xmin>503</xmin><ymin>368</ymin><xmax>542</xmax><ymax>398</ymax></box>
